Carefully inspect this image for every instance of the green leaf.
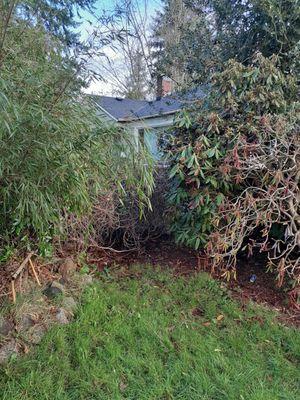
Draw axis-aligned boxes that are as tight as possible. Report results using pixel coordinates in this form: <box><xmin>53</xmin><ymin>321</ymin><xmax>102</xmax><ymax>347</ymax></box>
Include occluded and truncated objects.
<box><xmin>216</xmin><ymin>193</ymin><xmax>224</xmax><ymax>206</ymax></box>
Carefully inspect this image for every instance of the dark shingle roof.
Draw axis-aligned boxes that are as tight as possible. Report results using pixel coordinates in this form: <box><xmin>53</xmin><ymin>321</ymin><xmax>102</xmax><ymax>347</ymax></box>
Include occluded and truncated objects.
<box><xmin>91</xmin><ymin>86</ymin><xmax>206</xmax><ymax>122</ymax></box>
<box><xmin>131</xmin><ymin>97</ymin><xmax>182</xmax><ymax>119</ymax></box>
<box><xmin>91</xmin><ymin>96</ymin><xmax>148</xmax><ymax>120</ymax></box>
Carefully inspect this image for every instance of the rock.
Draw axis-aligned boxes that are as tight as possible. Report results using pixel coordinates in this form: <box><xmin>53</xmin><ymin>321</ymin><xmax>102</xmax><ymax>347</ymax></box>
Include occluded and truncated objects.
<box><xmin>0</xmin><ymin>316</ymin><xmax>14</xmax><ymax>336</ymax></box>
<box><xmin>59</xmin><ymin>277</ymin><xmax>67</xmax><ymax>285</ymax></box>
<box><xmin>62</xmin><ymin>297</ymin><xmax>77</xmax><ymax>314</ymax></box>
<box><xmin>27</xmin><ymin>325</ymin><xmax>47</xmax><ymax>344</ymax></box>
<box><xmin>43</xmin><ymin>286</ymin><xmax>62</xmax><ymax>299</ymax></box>
<box><xmin>51</xmin><ymin>281</ymin><xmax>65</xmax><ymax>292</ymax></box>
<box><xmin>59</xmin><ymin>257</ymin><xmax>77</xmax><ymax>279</ymax></box>
<box><xmin>0</xmin><ymin>340</ymin><xmax>18</xmax><ymax>364</ymax></box>
<box><xmin>16</xmin><ymin>314</ymin><xmax>35</xmax><ymax>332</ymax></box>
<box><xmin>56</xmin><ymin>308</ymin><xmax>69</xmax><ymax>325</ymax></box>
<box><xmin>43</xmin><ymin>281</ymin><xmax>65</xmax><ymax>299</ymax></box>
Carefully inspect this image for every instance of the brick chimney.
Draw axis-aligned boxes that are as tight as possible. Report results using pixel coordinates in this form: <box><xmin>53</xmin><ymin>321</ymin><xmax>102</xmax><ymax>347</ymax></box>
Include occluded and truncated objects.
<box><xmin>156</xmin><ymin>76</ymin><xmax>173</xmax><ymax>99</ymax></box>
<box><xmin>162</xmin><ymin>77</ymin><xmax>172</xmax><ymax>96</ymax></box>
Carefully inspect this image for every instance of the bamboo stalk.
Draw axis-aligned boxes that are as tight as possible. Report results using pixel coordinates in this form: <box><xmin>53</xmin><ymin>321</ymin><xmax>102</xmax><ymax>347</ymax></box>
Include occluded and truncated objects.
<box><xmin>29</xmin><ymin>258</ymin><xmax>41</xmax><ymax>286</ymax></box>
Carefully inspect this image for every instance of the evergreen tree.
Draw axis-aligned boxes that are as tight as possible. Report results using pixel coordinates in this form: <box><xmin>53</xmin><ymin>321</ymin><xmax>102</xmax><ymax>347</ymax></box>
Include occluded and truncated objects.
<box><xmin>121</xmin><ymin>46</ymin><xmax>148</xmax><ymax>99</ymax></box>
<box><xmin>152</xmin><ymin>0</ymin><xmax>300</xmax><ymax>84</ymax></box>
<box><xmin>187</xmin><ymin>0</ymin><xmax>300</xmax><ymax>67</ymax></box>
<box><xmin>15</xmin><ymin>0</ymin><xmax>96</xmax><ymax>46</ymax></box>
<box><xmin>151</xmin><ymin>0</ymin><xmax>197</xmax><ymax>87</ymax></box>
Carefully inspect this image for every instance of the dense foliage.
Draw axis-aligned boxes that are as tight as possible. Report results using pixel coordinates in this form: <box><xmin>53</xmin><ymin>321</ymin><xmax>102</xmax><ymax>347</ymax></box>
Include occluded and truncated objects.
<box><xmin>167</xmin><ymin>53</ymin><xmax>299</xmax><ymax>286</ymax></box>
<box><xmin>152</xmin><ymin>0</ymin><xmax>300</xmax><ymax>86</ymax></box>
<box><xmin>0</xmin><ymin>2</ymin><xmax>154</xmax><ymax>255</ymax></box>
<box><xmin>13</xmin><ymin>0</ymin><xmax>95</xmax><ymax>46</ymax></box>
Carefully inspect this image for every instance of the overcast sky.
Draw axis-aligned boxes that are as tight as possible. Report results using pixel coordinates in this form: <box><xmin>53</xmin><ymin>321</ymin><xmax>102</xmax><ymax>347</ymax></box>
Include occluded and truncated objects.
<box><xmin>78</xmin><ymin>0</ymin><xmax>162</xmax><ymax>95</ymax></box>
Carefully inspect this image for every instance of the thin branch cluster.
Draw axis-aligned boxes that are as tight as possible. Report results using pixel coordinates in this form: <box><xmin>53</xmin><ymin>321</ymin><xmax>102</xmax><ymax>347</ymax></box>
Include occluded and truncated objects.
<box><xmin>208</xmin><ymin>114</ymin><xmax>300</xmax><ymax>285</ymax></box>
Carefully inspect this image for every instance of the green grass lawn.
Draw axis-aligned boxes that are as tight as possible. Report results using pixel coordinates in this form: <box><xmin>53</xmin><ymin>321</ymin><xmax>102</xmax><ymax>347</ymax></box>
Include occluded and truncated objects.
<box><xmin>1</xmin><ymin>265</ymin><xmax>299</xmax><ymax>400</ymax></box>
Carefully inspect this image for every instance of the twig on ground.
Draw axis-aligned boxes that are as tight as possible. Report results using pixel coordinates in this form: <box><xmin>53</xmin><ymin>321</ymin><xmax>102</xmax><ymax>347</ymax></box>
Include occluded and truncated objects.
<box><xmin>29</xmin><ymin>258</ymin><xmax>41</xmax><ymax>286</ymax></box>
<box><xmin>89</xmin><ymin>243</ymin><xmax>136</xmax><ymax>253</ymax></box>
<box><xmin>12</xmin><ymin>251</ymin><xmax>34</xmax><ymax>280</ymax></box>
<box><xmin>11</xmin><ymin>280</ymin><xmax>16</xmax><ymax>303</ymax></box>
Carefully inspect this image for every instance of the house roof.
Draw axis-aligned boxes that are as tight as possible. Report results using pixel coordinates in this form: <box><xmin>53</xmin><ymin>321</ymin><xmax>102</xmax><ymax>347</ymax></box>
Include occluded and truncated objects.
<box><xmin>90</xmin><ymin>86</ymin><xmax>206</xmax><ymax>122</ymax></box>
<box><xmin>91</xmin><ymin>96</ymin><xmax>148</xmax><ymax>120</ymax></box>
<box><xmin>130</xmin><ymin>96</ymin><xmax>183</xmax><ymax>120</ymax></box>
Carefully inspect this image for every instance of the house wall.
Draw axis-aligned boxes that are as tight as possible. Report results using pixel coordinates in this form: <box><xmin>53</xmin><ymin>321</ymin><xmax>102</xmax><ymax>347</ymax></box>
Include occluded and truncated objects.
<box><xmin>122</xmin><ymin>114</ymin><xmax>175</xmax><ymax>151</ymax></box>
<box><xmin>95</xmin><ymin>103</ymin><xmax>176</xmax><ymax>157</ymax></box>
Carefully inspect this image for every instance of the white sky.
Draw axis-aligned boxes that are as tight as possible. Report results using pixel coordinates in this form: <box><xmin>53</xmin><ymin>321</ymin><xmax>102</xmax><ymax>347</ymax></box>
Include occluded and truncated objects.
<box><xmin>78</xmin><ymin>0</ymin><xmax>162</xmax><ymax>95</ymax></box>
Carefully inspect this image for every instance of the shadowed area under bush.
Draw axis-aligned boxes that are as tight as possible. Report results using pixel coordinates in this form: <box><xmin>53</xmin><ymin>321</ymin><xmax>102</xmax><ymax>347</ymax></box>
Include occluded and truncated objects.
<box><xmin>0</xmin><ymin>266</ymin><xmax>299</xmax><ymax>400</ymax></box>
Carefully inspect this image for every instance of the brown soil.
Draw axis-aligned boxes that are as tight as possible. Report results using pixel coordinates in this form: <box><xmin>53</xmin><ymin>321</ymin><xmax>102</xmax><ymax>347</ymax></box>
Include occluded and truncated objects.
<box><xmin>1</xmin><ymin>239</ymin><xmax>299</xmax><ymax>326</ymax></box>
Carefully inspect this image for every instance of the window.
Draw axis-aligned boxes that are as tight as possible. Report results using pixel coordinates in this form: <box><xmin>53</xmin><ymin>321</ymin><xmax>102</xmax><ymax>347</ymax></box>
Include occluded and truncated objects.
<box><xmin>138</xmin><ymin>128</ymin><xmax>163</xmax><ymax>160</ymax></box>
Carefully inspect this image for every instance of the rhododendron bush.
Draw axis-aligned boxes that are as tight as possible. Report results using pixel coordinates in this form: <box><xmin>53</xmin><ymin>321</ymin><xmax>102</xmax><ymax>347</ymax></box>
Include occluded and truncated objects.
<box><xmin>167</xmin><ymin>54</ymin><xmax>299</xmax><ymax>289</ymax></box>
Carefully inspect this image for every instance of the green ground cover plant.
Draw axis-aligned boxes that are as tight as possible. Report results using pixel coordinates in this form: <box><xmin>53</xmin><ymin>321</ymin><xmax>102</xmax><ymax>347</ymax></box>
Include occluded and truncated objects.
<box><xmin>1</xmin><ymin>266</ymin><xmax>299</xmax><ymax>400</ymax></box>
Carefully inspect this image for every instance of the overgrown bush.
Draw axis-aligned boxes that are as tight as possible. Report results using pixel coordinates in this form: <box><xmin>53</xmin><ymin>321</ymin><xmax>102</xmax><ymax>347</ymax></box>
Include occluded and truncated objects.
<box><xmin>0</xmin><ymin>7</ymin><xmax>154</xmax><ymax>256</ymax></box>
<box><xmin>62</xmin><ymin>166</ymin><xmax>169</xmax><ymax>252</ymax></box>
<box><xmin>167</xmin><ymin>53</ymin><xmax>299</xmax><ymax>287</ymax></box>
